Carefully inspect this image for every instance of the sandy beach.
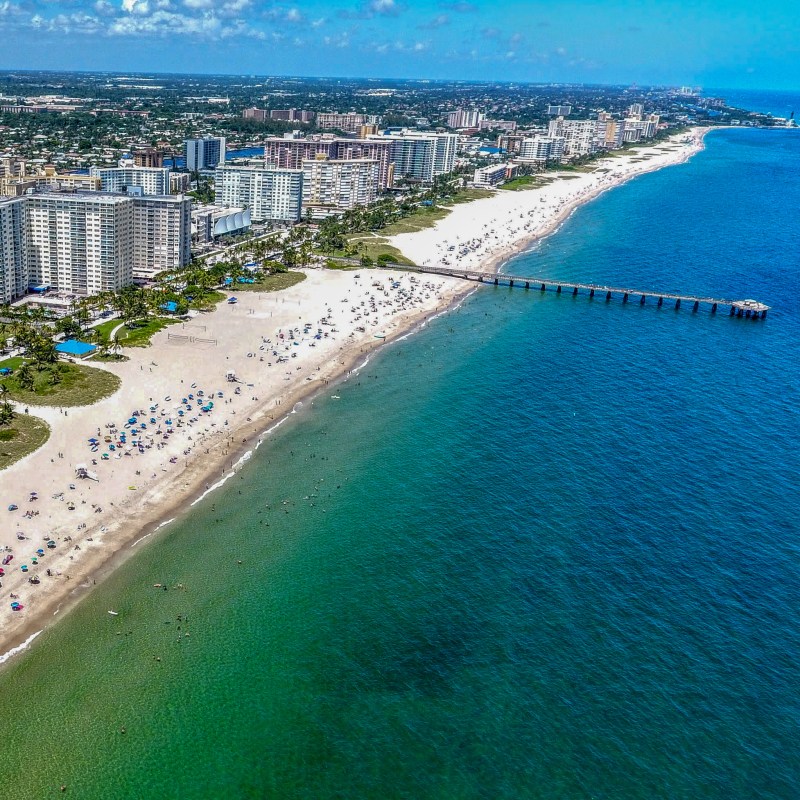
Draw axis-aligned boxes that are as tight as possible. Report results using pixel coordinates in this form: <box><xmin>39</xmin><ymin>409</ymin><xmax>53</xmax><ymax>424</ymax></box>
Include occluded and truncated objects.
<box><xmin>389</xmin><ymin>128</ymin><xmax>710</xmax><ymax>274</ymax></box>
<box><xmin>0</xmin><ymin>128</ymin><xmax>710</xmax><ymax>662</ymax></box>
<box><xmin>0</xmin><ymin>268</ymin><xmax>469</xmax><ymax>659</ymax></box>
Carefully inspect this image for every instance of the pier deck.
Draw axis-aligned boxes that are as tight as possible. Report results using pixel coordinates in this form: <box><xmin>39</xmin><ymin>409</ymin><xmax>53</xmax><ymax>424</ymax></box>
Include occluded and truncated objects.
<box><xmin>373</xmin><ymin>262</ymin><xmax>770</xmax><ymax>318</ymax></box>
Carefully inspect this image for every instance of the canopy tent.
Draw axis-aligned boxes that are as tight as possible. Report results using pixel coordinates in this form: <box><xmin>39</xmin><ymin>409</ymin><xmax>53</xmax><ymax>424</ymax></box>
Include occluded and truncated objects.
<box><xmin>55</xmin><ymin>339</ymin><xmax>97</xmax><ymax>359</ymax></box>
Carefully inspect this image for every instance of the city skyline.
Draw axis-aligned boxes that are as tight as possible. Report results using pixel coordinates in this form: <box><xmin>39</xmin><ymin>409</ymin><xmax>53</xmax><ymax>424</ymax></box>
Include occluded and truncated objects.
<box><xmin>0</xmin><ymin>0</ymin><xmax>797</xmax><ymax>89</ymax></box>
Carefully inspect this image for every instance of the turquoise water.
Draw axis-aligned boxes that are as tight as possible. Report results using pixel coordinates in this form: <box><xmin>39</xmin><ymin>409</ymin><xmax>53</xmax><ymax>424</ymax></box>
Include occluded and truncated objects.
<box><xmin>1</xmin><ymin>128</ymin><xmax>799</xmax><ymax>798</ymax></box>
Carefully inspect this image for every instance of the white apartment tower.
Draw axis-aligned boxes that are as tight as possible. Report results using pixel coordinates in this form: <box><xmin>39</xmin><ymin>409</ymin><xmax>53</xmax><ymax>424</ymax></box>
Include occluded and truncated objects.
<box><xmin>447</xmin><ymin>109</ymin><xmax>484</xmax><ymax>128</ymax></box>
<box><xmin>378</xmin><ymin>131</ymin><xmax>457</xmax><ymax>182</ymax></box>
<box><xmin>0</xmin><ymin>196</ymin><xmax>27</xmax><ymax>303</ymax></box>
<box><xmin>301</xmin><ymin>157</ymin><xmax>379</xmax><ymax>218</ymax></box>
<box><xmin>215</xmin><ymin>166</ymin><xmax>303</xmax><ymax>222</ymax></box>
<box><xmin>131</xmin><ymin>195</ymin><xmax>192</xmax><ymax>279</ymax></box>
<box><xmin>518</xmin><ymin>136</ymin><xmax>566</xmax><ymax>164</ymax></box>
<box><xmin>26</xmin><ymin>193</ymin><xmax>134</xmax><ymax>295</ymax></box>
<box><xmin>89</xmin><ymin>166</ymin><xmax>171</xmax><ymax>196</ymax></box>
<box><xmin>547</xmin><ymin>118</ymin><xmax>598</xmax><ymax>157</ymax></box>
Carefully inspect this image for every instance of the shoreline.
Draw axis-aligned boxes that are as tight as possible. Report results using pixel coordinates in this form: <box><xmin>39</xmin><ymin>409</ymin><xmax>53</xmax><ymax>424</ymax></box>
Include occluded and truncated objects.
<box><xmin>0</xmin><ymin>274</ymin><xmax>475</xmax><ymax>666</ymax></box>
<box><xmin>389</xmin><ymin>126</ymin><xmax>713</xmax><ymax>278</ymax></box>
<box><xmin>0</xmin><ymin>128</ymin><xmax>712</xmax><ymax>666</ymax></box>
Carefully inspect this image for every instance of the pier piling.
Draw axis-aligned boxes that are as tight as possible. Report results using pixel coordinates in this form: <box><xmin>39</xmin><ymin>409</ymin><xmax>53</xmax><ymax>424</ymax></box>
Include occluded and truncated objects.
<box><xmin>369</xmin><ymin>263</ymin><xmax>770</xmax><ymax>323</ymax></box>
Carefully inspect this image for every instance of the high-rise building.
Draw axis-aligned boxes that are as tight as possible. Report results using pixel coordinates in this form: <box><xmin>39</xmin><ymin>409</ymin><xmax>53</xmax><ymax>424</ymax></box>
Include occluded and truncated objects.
<box><xmin>215</xmin><ymin>165</ymin><xmax>303</xmax><ymax>222</ymax></box>
<box><xmin>547</xmin><ymin>118</ymin><xmax>597</xmax><ymax>157</ymax></box>
<box><xmin>301</xmin><ymin>157</ymin><xmax>379</xmax><ymax>218</ymax></box>
<box><xmin>446</xmin><ymin>109</ymin><xmax>484</xmax><ymax>129</ymax></box>
<box><xmin>89</xmin><ymin>166</ymin><xmax>171</xmax><ymax>196</ymax></box>
<box><xmin>517</xmin><ymin>136</ymin><xmax>566</xmax><ymax>163</ymax></box>
<box><xmin>132</xmin><ymin>149</ymin><xmax>164</xmax><ymax>168</ymax></box>
<box><xmin>316</xmin><ymin>113</ymin><xmax>368</xmax><ymax>133</ymax></box>
<box><xmin>376</xmin><ymin>131</ymin><xmax>457</xmax><ymax>182</ymax></box>
<box><xmin>628</xmin><ymin>103</ymin><xmax>645</xmax><ymax>119</ymax></box>
<box><xmin>26</xmin><ymin>192</ymin><xmax>135</xmax><ymax>295</ymax></box>
<box><xmin>131</xmin><ymin>195</ymin><xmax>192</xmax><ymax>280</ymax></box>
<box><xmin>170</xmin><ymin>173</ymin><xmax>191</xmax><ymax>194</ymax></box>
<box><xmin>0</xmin><ymin>156</ymin><xmax>27</xmax><ymax>179</ymax></box>
<box><xmin>185</xmin><ymin>136</ymin><xmax>226</xmax><ymax>171</ymax></box>
<box><xmin>264</xmin><ymin>137</ymin><xmax>395</xmax><ymax>189</ymax></box>
<box><xmin>0</xmin><ymin>196</ymin><xmax>27</xmax><ymax>303</ymax></box>
<box><xmin>547</xmin><ymin>105</ymin><xmax>572</xmax><ymax>116</ymax></box>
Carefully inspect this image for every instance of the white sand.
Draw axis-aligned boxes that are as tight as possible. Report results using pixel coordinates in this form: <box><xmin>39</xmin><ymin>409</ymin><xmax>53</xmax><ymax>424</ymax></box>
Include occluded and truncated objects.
<box><xmin>0</xmin><ymin>128</ymin><xmax>710</xmax><ymax>660</ymax></box>
<box><xmin>389</xmin><ymin>129</ymin><xmax>709</xmax><ymax>274</ymax></box>
<box><xmin>0</xmin><ymin>268</ymin><xmax>467</xmax><ymax>654</ymax></box>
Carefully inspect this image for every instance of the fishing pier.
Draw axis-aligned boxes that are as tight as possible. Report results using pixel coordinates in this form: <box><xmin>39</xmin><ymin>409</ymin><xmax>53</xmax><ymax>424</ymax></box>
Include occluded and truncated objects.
<box><xmin>378</xmin><ymin>263</ymin><xmax>770</xmax><ymax>319</ymax></box>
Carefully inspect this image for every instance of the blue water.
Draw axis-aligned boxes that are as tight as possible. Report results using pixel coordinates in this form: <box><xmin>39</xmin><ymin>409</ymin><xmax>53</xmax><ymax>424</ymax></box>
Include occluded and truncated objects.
<box><xmin>711</xmin><ymin>88</ymin><xmax>800</xmax><ymax>118</ymax></box>
<box><xmin>1</xmin><ymin>127</ymin><xmax>799</xmax><ymax>798</ymax></box>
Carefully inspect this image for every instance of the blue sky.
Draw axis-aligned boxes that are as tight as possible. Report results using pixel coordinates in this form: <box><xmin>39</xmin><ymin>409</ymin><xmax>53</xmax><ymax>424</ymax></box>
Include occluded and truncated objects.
<box><xmin>0</xmin><ymin>0</ymin><xmax>797</xmax><ymax>88</ymax></box>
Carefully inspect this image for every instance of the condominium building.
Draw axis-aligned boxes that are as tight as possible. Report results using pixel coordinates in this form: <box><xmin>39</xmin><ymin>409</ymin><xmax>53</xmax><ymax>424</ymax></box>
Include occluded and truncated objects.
<box><xmin>472</xmin><ymin>163</ymin><xmax>519</xmax><ymax>188</ymax></box>
<box><xmin>89</xmin><ymin>166</ymin><xmax>171</xmax><ymax>196</ymax></box>
<box><xmin>628</xmin><ymin>103</ymin><xmax>645</xmax><ymax>119</ymax></box>
<box><xmin>132</xmin><ymin>148</ymin><xmax>164</xmax><ymax>168</ymax></box>
<box><xmin>131</xmin><ymin>194</ymin><xmax>192</xmax><ymax>279</ymax></box>
<box><xmin>301</xmin><ymin>157</ymin><xmax>379</xmax><ymax>218</ymax></box>
<box><xmin>215</xmin><ymin>165</ymin><xmax>303</xmax><ymax>222</ymax></box>
<box><xmin>185</xmin><ymin>136</ymin><xmax>226</xmax><ymax>171</ymax></box>
<box><xmin>264</xmin><ymin>136</ymin><xmax>394</xmax><ymax>189</ymax></box>
<box><xmin>264</xmin><ymin>138</ymin><xmax>336</xmax><ymax>170</ymax></box>
<box><xmin>376</xmin><ymin>131</ymin><xmax>457</xmax><ymax>182</ymax></box>
<box><xmin>0</xmin><ymin>196</ymin><xmax>27</xmax><ymax>303</ymax></box>
<box><xmin>316</xmin><ymin>113</ymin><xmax>368</xmax><ymax>133</ymax></box>
<box><xmin>547</xmin><ymin>105</ymin><xmax>572</xmax><ymax>116</ymax></box>
<box><xmin>243</xmin><ymin>107</ymin><xmax>313</xmax><ymax>123</ymax></box>
<box><xmin>447</xmin><ymin>108</ymin><xmax>484</xmax><ymax>129</ymax></box>
<box><xmin>547</xmin><ymin>118</ymin><xmax>597</xmax><ymax>157</ymax></box>
<box><xmin>26</xmin><ymin>192</ymin><xmax>134</xmax><ymax>295</ymax></box>
<box><xmin>0</xmin><ymin>156</ymin><xmax>27</xmax><ymax>179</ymax></box>
<box><xmin>517</xmin><ymin>136</ymin><xmax>566</xmax><ymax>164</ymax></box>
<box><xmin>170</xmin><ymin>173</ymin><xmax>191</xmax><ymax>194</ymax></box>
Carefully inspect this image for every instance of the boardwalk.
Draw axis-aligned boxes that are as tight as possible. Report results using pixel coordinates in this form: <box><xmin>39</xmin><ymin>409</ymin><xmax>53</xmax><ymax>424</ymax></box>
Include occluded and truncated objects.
<box><xmin>373</xmin><ymin>262</ymin><xmax>770</xmax><ymax>318</ymax></box>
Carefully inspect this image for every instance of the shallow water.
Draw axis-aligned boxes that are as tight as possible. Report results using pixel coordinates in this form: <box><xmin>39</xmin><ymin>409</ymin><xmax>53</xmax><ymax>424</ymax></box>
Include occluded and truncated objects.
<box><xmin>0</xmin><ymin>128</ymin><xmax>799</xmax><ymax>798</ymax></box>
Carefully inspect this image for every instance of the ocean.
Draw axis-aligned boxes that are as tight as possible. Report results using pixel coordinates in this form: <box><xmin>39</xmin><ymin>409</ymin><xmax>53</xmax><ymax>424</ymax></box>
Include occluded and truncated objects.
<box><xmin>1</xmin><ymin>127</ymin><xmax>799</xmax><ymax>798</ymax></box>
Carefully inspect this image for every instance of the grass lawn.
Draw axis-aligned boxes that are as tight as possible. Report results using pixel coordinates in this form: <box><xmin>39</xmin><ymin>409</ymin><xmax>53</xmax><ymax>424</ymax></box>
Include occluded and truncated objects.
<box><xmin>188</xmin><ymin>290</ymin><xmax>226</xmax><ymax>311</ymax></box>
<box><xmin>227</xmin><ymin>271</ymin><xmax>306</xmax><ymax>293</ymax></box>
<box><xmin>0</xmin><ymin>413</ymin><xmax>50</xmax><ymax>470</ymax></box>
<box><xmin>344</xmin><ymin>237</ymin><xmax>414</xmax><ymax>265</ymax></box>
<box><xmin>0</xmin><ymin>362</ymin><xmax>120</xmax><ymax>406</ymax></box>
<box><xmin>447</xmin><ymin>188</ymin><xmax>494</xmax><ymax>204</ymax></box>
<box><xmin>500</xmin><ymin>175</ymin><xmax>545</xmax><ymax>191</ymax></box>
<box><xmin>381</xmin><ymin>205</ymin><xmax>452</xmax><ymax>236</ymax></box>
<box><xmin>94</xmin><ymin>317</ymin><xmax>180</xmax><ymax>348</ymax></box>
<box><xmin>0</xmin><ymin>356</ymin><xmax>25</xmax><ymax>372</ymax></box>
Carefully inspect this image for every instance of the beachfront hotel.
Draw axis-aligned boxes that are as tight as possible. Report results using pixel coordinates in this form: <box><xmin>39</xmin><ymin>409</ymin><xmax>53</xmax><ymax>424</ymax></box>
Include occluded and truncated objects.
<box><xmin>301</xmin><ymin>156</ymin><xmax>379</xmax><ymax>218</ymax></box>
<box><xmin>215</xmin><ymin>165</ymin><xmax>303</xmax><ymax>222</ymax></box>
